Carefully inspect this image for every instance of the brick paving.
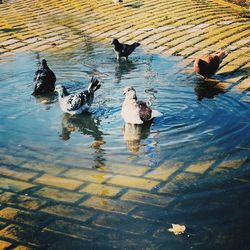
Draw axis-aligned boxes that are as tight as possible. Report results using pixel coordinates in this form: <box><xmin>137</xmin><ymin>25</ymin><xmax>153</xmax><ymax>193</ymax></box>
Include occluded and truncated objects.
<box><xmin>0</xmin><ymin>0</ymin><xmax>250</xmax><ymax>249</ymax></box>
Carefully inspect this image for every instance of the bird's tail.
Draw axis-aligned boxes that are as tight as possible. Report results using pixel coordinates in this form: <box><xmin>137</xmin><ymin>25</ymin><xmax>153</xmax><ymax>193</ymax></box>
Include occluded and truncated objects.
<box><xmin>88</xmin><ymin>76</ymin><xmax>101</xmax><ymax>93</ymax></box>
<box><xmin>215</xmin><ymin>50</ymin><xmax>227</xmax><ymax>62</ymax></box>
<box><xmin>151</xmin><ymin>109</ymin><xmax>163</xmax><ymax>119</ymax></box>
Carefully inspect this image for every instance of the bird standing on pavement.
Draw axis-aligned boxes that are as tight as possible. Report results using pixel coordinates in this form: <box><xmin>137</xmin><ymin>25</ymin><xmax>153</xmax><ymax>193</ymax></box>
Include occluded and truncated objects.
<box><xmin>55</xmin><ymin>77</ymin><xmax>101</xmax><ymax>115</ymax></box>
<box><xmin>193</xmin><ymin>50</ymin><xmax>227</xmax><ymax>79</ymax></box>
<box><xmin>32</xmin><ymin>59</ymin><xmax>56</xmax><ymax>96</ymax></box>
<box><xmin>111</xmin><ymin>38</ymin><xmax>140</xmax><ymax>60</ymax></box>
<box><xmin>121</xmin><ymin>86</ymin><xmax>162</xmax><ymax>124</ymax></box>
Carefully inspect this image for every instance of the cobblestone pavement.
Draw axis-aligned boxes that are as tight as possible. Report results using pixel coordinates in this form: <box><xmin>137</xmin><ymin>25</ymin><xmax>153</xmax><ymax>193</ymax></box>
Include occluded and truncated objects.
<box><xmin>0</xmin><ymin>0</ymin><xmax>250</xmax><ymax>249</ymax></box>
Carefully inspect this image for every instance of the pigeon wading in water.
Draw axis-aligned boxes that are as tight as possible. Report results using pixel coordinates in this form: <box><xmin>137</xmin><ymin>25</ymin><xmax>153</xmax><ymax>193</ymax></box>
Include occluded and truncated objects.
<box><xmin>32</xmin><ymin>59</ymin><xmax>56</xmax><ymax>95</ymax></box>
<box><xmin>121</xmin><ymin>86</ymin><xmax>162</xmax><ymax>124</ymax></box>
<box><xmin>194</xmin><ymin>50</ymin><xmax>227</xmax><ymax>79</ymax></box>
<box><xmin>55</xmin><ymin>77</ymin><xmax>101</xmax><ymax>115</ymax></box>
<box><xmin>111</xmin><ymin>38</ymin><xmax>140</xmax><ymax>60</ymax></box>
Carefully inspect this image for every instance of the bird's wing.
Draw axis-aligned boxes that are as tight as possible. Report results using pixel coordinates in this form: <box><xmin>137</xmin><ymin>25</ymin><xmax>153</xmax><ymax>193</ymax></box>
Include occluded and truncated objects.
<box><xmin>137</xmin><ymin>101</ymin><xmax>152</xmax><ymax>122</ymax></box>
<box><xmin>65</xmin><ymin>92</ymin><xmax>86</xmax><ymax>111</ymax></box>
<box><xmin>34</xmin><ymin>69</ymin><xmax>46</xmax><ymax>83</ymax></box>
<box><xmin>123</xmin><ymin>44</ymin><xmax>135</xmax><ymax>56</ymax></box>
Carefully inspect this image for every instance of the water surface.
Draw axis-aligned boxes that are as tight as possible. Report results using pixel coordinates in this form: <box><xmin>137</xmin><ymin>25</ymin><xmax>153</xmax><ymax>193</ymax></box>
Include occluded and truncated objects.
<box><xmin>0</xmin><ymin>45</ymin><xmax>249</xmax><ymax>249</ymax></box>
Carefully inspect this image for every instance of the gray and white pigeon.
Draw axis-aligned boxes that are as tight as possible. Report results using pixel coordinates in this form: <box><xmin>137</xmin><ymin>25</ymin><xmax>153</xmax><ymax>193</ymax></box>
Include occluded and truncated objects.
<box><xmin>55</xmin><ymin>77</ymin><xmax>101</xmax><ymax>115</ymax></box>
<box><xmin>121</xmin><ymin>86</ymin><xmax>162</xmax><ymax>124</ymax></box>
<box><xmin>32</xmin><ymin>59</ymin><xmax>56</xmax><ymax>95</ymax></box>
<box><xmin>111</xmin><ymin>38</ymin><xmax>140</xmax><ymax>60</ymax></box>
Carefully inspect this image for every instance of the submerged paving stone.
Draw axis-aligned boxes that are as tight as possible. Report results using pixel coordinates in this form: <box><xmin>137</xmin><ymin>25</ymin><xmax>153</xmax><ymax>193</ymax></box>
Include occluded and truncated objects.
<box><xmin>0</xmin><ymin>240</ymin><xmax>12</xmax><ymax>249</ymax></box>
<box><xmin>108</xmin><ymin>175</ymin><xmax>160</xmax><ymax>190</ymax></box>
<box><xmin>63</xmin><ymin>168</ymin><xmax>113</xmax><ymax>184</ymax></box>
<box><xmin>120</xmin><ymin>190</ymin><xmax>174</xmax><ymax>207</ymax></box>
<box><xmin>0</xmin><ymin>166</ymin><xmax>38</xmax><ymax>181</ymax></box>
<box><xmin>81</xmin><ymin>196</ymin><xmax>136</xmax><ymax>214</ymax></box>
<box><xmin>0</xmin><ymin>177</ymin><xmax>35</xmax><ymax>192</ymax></box>
<box><xmin>33</xmin><ymin>187</ymin><xmax>84</xmax><ymax>203</ymax></box>
<box><xmin>34</xmin><ymin>174</ymin><xmax>83</xmax><ymax>190</ymax></box>
<box><xmin>0</xmin><ymin>192</ymin><xmax>47</xmax><ymax>210</ymax></box>
<box><xmin>145</xmin><ymin>161</ymin><xmax>183</xmax><ymax>180</ymax></box>
<box><xmin>40</xmin><ymin>204</ymin><xmax>95</xmax><ymax>222</ymax></box>
<box><xmin>93</xmin><ymin>213</ymin><xmax>152</xmax><ymax>235</ymax></box>
<box><xmin>185</xmin><ymin>160</ymin><xmax>215</xmax><ymax>174</ymax></box>
<box><xmin>0</xmin><ymin>207</ymin><xmax>50</xmax><ymax>227</ymax></box>
<box><xmin>80</xmin><ymin>183</ymin><xmax>122</xmax><ymax>197</ymax></box>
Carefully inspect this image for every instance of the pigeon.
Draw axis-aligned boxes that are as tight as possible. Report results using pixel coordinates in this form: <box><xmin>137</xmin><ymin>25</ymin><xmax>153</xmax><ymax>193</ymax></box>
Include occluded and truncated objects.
<box><xmin>32</xmin><ymin>59</ymin><xmax>56</xmax><ymax>95</ymax></box>
<box><xmin>55</xmin><ymin>77</ymin><xmax>101</xmax><ymax>115</ymax></box>
<box><xmin>111</xmin><ymin>38</ymin><xmax>140</xmax><ymax>60</ymax></box>
<box><xmin>121</xmin><ymin>86</ymin><xmax>162</xmax><ymax>124</ymax></box>
<box><xmin>193</xmin><ymin>50</ymin><xmax>227</xmax><ymax>79</ymax></box>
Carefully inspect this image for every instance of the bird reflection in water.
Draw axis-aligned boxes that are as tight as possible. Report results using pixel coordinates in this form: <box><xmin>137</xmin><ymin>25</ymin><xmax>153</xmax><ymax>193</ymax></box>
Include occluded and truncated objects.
<box><xmin>60</xmin><ymin>113</ymin><xmax>105</xmax><ymax>169</ymax></box>
<box><xmin>195</xmin><ymin>79</ymin><xmax>227</xmax><ymax>101</ymax></box>
<box><xmin>33</xmin><ymin>92</ymin><xmax>57</xmax><ymax>108</ymax></box>
<box><xmin>115</xmin><ymin>60</ymin><xmax>137</xmax><ymax>83</ymax></box>
<box><xmin>122</xmin><ymin>122</ymin><xmax>152</xmax><ymax>153</ymax></box>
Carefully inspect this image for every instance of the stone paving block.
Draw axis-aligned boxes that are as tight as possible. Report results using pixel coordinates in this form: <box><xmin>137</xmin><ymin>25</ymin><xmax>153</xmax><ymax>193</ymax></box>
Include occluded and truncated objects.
<box><xmin>93</xmin><ymin>213</ymin><xmax>151</xmax><ymax>235</ymax></box>
<box><xmin>22</xmin><ymin>162</ymin><xmax>65</xmax><ymax>175</ymax></box>
<box><xmin>0</xmin><ymin>155</ymin><xmax>26</xmax><ymax>166</ymax></box>
<box><xmin>0</xmin><ymin>177</ymin><xmax>35</xmax><ymax>192</ymax></box>
<box><xmin>40</xmin><ymin>204</ymin><xmax>95</xmax><ymax>222</ymax></box>
<box><xmin>218</xmin><ymin>158</ymin><xmax>247</xmax><ymax>169</ymax></box>
<box><xmin>13</xmin><ymin>246</ymin><xmax>33</xmax><ymax>250</ymax></box>
<box><xmin>0</xmin><ymin>207</ymin><xmax>50</xmax><ymax>227</ymax></box>
<box><xmin>108</xmin><ymin>175</ymin><xmax>160</xmax><ymax>190</ymax></box>
<box><xmin>232</xmin><ymin>78</ymin><xmax>250</xmax><ymax>92</ymax></box>
<box><xmin>218</xmin><ymin>64</ymin><xmax>240</xmax><ymax>75</ymax></box>
<box><xmin>0</xmin><ymin>224</ymin><xmax>59</xmax><ymax>248</ymax></box>
<box><xmin>145</xmin><ymin>161</ymin><xmax>182</xmax><ymax>180</ymax></box>
<box><xmin>48</xmin><ymin>237</ymin><xmax>109</xmax><ymax>250</ymax></box>
<box><xmin>120</xmin><ymin>190</ymin><xmax>173</xmax><ymax>207</ymax></box>
<box><xmin>0</xmin><ymin>166</ymin><xmax>38</xmax><ymax>181</ymax></box>
<box><xmin>33</xmin><ymin>186</ymin><xmax>84</xmax><ymax>203</ymax></box>
<box><xmin>44</xmin><ymin>220</ymin><xmax>94</xmax><ymax>240</ymax></box>
<box><xmin>34</xmin><ymin>174</ymin><xmax>82</xmax><ymax>190</ymax></box>
<box><xmin>105</xmin><ymin>163</ymin><xmax>149</xmax><ymax>176</ymax></box>
<box><xmin>185</xmin><ymin>160</ymin><xmax>215</xmax><ymax>174</ymax></box>
<box><xmin>159</xmin><ymin>173</ymin><xmax>198</xmax><ymax>194</ymax></box>
<box><xmin>63</xmin><ymin>168</ymin><xmax>112</xmax><ymax>184</ymax></box>
<box><xmin>0</xmin><ymin>191</ymin><xmax>47</xmax><ymax>210</ymax></box>
<box><xmin>0</xmin><ymin>240</ymin><xmax>12</xmax><ymax>249</ymax></box>
<box><xmin>81</xmin><ymin>196</ymin><xmax>136</xmax><ymax>214</ymax></box>
<box><xmin>80</xmin><ymin>183</ymin><xmax>121</xmax><ymax>197</ymax></box>
<box><xmin>230</xmin><ymin>57</ymin><xmax>250</xmax><ymax>67</ymax></box>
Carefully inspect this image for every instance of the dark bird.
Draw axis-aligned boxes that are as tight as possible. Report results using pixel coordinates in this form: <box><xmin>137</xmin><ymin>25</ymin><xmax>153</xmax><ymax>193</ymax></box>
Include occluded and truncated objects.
<box><xmin>193</xmin><ymin>50</ymin><xmax>227</xmax><ymax>79</ymax></box>
<box><xmin>55</xmin><ymin>77</ymin><xmax>101</xmax><ymax>115</ymax></box>
<box><xmin>121</xmin><ymin>86</ymin><xmax>162</xmax><ymax>124</ymax></box>
<box><xmin>32</xmin><ymin>59</ymin><xmax>56</xmax><ymax>95</ymax></box>
<box><xmin>111</xmin><ymin>38</ymin><xmax>140</xmax><ymax>60</ymax></box>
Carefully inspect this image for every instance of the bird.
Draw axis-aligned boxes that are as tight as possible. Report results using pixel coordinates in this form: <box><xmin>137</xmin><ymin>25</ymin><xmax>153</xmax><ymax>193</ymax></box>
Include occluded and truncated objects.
<box><xmin>113</xmin><ymin>0</ymin><xmax>123</xmax><ymax>3</ymax></box>
<box><xmin>121</xmin><ymin>86</ymin><xmax>162</xmax><ymax>124</ymax></box>
<box><xmin>111</xmin><ymin>38</ymin><xmax>140</xmax><ymax>60</ymax></box>
<box><xmin>32</xmin><ymin>59</ymin><xmax>56</xmax><ymax>96</ymax></box>
<box><xmin>55</xmin><ymin>77</ymin><xmax>101</xmax><ymax>115</ymax></box>
<box><xmin>193</xmin><ymin>50</ymin><xmax>227</xmax><ymax>79</ymax></box>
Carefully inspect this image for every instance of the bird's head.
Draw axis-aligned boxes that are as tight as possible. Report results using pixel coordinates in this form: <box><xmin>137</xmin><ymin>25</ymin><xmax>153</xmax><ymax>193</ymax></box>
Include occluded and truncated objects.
<box><xmin>123</xmin><ymin>86</ymin><xmax>137</xmax><ymax>100</ymax></box>
<box><xmin>111</xmin><ymin>38</ymin><xmax>119</xmax><ymax>45</ymax></box>
<box><xmin>40</xmin><ymin>59</ymin><xmax>48</xmax><ymax>67</ymax></box>
<box><xmin>55</xmin><ymin>85</ymin><xmax>68</xmax><ymax>97</ymax></box>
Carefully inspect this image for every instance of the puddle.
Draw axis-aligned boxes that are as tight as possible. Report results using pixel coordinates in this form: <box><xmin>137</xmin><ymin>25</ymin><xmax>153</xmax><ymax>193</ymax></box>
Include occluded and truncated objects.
<box><xmin>0</xmin><ymin>44</ymin><xmax>250</xmax><ymax>249</ymax></box>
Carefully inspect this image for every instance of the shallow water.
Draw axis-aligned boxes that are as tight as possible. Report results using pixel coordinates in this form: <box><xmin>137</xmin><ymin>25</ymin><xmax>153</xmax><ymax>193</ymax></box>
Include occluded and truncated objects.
<box><xmin>0</xmin><ymin>45</ymin><xmax>250</xmax><ymax>249</ymax></box>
